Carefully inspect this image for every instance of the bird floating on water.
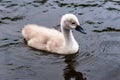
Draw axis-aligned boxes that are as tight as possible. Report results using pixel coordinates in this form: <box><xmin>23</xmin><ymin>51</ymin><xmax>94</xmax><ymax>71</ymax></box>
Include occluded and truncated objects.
<box><xmin>22</xmin><ymin>14</ymin><xmax>86</xmax><ymax>54</ymax></box>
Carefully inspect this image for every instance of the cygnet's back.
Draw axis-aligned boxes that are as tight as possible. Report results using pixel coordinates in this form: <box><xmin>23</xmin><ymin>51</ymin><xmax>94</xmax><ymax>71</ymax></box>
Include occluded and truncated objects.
<box><xmin>22</xmin><ymin>24</ymin><xmax>65</xmax><ymax>53</ymax></box>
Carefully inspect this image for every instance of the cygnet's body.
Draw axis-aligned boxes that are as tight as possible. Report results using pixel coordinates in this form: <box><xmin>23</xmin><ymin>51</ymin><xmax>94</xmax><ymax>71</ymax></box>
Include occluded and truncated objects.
<box><xmin>22</xmin><ymin>14</ymin><xmax>86</xmax><ymax>54</ymax></box>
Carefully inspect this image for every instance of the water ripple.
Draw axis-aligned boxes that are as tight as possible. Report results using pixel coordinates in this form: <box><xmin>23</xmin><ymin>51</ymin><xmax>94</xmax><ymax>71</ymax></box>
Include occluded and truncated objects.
<box><xmin>0</xmin><ymin>0</ymin><xmax>120</xmax><ymax>80</ymax></box>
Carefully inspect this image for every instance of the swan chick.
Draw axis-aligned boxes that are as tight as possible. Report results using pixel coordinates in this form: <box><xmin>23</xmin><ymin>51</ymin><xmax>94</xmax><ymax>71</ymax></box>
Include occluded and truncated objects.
<box><xmin>22</xmin><ymin>14</ymin><xmax>86</xmax><ymax>54</ymax></box>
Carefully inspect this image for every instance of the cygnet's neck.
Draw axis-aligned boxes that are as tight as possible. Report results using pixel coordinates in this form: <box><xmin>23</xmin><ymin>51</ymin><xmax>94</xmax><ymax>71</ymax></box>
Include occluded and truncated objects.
<box><xmin>61</xmin><ymin>28</ymin><xmax>79</xmax><ymax>53</ymax></box>
<box><xmin>62</xmin><ymin>29</ymin><xmax>74</xmax><ymax>43</ymax></box>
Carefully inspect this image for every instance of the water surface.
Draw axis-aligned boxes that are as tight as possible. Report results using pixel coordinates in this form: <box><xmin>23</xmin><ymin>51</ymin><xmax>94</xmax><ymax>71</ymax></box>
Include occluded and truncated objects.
<box><xmin>0</xmin><ymin>0</ymin><xmax>120</xmax><ymax>80</ymax></box>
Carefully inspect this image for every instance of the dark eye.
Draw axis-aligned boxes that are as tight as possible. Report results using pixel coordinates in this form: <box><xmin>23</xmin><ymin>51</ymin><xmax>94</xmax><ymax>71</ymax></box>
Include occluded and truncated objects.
<box><xmin>72</xmin><ymin>22</ymin><xmax>75</xmax><ymax>25</ymax></box>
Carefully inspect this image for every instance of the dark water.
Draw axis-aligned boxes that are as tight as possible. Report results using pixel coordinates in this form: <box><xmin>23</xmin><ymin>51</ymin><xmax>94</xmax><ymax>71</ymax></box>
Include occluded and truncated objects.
<box><xmin>0</xmin><ymin>0</ymin><xmax>120</xmax><ymax>80</ymax></box>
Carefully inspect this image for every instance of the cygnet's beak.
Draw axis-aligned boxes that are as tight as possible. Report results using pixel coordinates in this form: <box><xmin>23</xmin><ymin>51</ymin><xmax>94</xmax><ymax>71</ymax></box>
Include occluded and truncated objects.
<box><xmin>75</xmin><ymin>25</ymin><xmax>86</xmax><ymax>34</ymax></box>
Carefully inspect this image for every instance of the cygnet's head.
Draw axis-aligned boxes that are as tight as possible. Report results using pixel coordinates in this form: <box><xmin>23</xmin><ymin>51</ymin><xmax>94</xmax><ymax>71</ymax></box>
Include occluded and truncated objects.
<box><xmin>61</xmin><ymin>14</ymin><xmax>86</xmax><ymax>34</ymax></box>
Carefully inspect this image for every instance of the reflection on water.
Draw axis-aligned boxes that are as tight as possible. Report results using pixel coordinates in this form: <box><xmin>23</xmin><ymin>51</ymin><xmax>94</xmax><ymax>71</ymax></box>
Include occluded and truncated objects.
<box><xmin>64</xmin><ymin>54</ymin><xmax>86</xmax><ymax>80</ymax></box>
<box><xmin>33</xmin><ymin>0</ymin><xmax>48</xmax><ymax>4</ymax></box>
<box><xmin>54</xmin><ymin>1</ymin><xmax>100</xmax><ymax>8</ymax></box>
<box><xmin>1</xmin><ymin>16</ymin><xmax>24</xmax><ymax>21</ymax></box>
<box><xmin>93</xmin><ymin>27</ymin><xmax>120</xmax><ymax>32</ymax></box>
